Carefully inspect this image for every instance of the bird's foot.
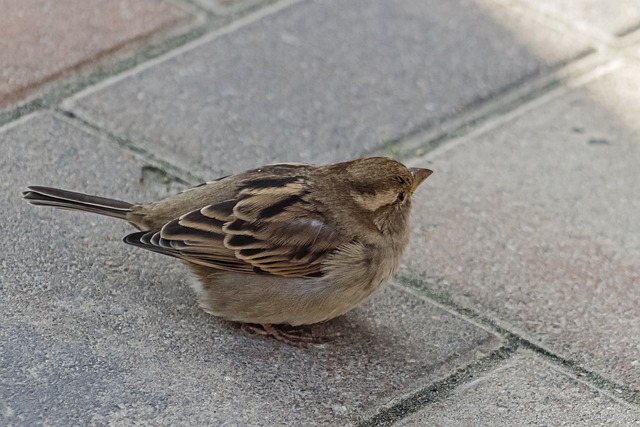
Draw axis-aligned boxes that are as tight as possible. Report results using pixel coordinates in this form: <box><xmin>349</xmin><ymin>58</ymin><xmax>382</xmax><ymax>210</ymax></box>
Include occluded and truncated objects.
<box><xmin>240</xmin><ymin>323</ymin><xmax>327</xmax><ymax>347</ymax></box>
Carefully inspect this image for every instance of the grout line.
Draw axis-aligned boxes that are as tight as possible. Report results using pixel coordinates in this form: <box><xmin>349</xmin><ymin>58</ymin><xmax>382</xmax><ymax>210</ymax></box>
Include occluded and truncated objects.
<box><xmin>355</xmin><ymin>273</ymin><xmax>640</xmax><ymax>426</ymax></box>
<box><xmin>54</xmin><ymin>108</ymin><xmax>204</xmax><ymax>186</ymax></box>
<box><xmin>0</xmin><ymin>100</ymin><xmax>48</xmax><ymax>131</ymax></box>
<box><xmin>513</xmin><ymin>339</ymin><xmax>640</xmax><ymax>405</ymax></box>
<box><xmin>617</xmin><ymin>22</ymin><xmax>640</xmax><ymax>39</ymax></box>
<box><xmin>0</xmin><ymin>110</ymin><xmax>44</xmax><ymax>133</ymax></box>
<box><xmin>395</xmin><ymin>274</ymin><xmax>640</xmax><ymax>402</ymax></box>
<box><xmin>356</xmin><ymin>343</ymin><xmax>519</xmax><ymax>427</ymax></box>
<box><xmin>390</xmin><ymin>283</ymin><xmax>503</xmax><ymax>342</ymax></box>
<box><xmin>0</xmin><ymin>0</ymin><xmax>300</xmax><ymax>128</ymax></box>
<box><xmin>0</xmin><ymin>4</ymin><xmax>208</xmax><ymax>120</ymax></box>
<box><xmin>171</xmin><ymin>0</ymin><xmax>219</xmax><ymax>17</ymax></box>
<box><xmin>381</xmin><ymin>5</ymin><xmax>640</xmax><ymax>163</ymax></box>
<box><xmin>60</xmin><ymin>0</ymin><xmax>304</xmax><ymax>108</ymax></box>
<box><xmin>397</xmin><ymin>55</ymin><xmax>625</xmax><ymax>163</ymax></box>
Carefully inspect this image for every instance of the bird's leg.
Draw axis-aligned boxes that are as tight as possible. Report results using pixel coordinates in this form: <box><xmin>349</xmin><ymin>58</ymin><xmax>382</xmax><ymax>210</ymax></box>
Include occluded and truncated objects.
<box><xmin>263</xmin><ymin>324</ymin><xmax>327</xmax><ymax>346</ymax></box>
<box><xmin>240</xmin><ymin>323</ymin><xmax>326</xmax><ymax>347</ymax></box>
<box><xmin>240</xmin><ymin>322</ymin><xmax>270</xmax><ymax>336</ymax></box>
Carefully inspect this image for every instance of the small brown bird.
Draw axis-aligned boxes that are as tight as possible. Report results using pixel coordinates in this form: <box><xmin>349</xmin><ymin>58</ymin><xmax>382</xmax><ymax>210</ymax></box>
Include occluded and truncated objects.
<box><xmin>23</xmin><ymin>157</ymin><xmax>431</xmax><ymax>345</ymax></box>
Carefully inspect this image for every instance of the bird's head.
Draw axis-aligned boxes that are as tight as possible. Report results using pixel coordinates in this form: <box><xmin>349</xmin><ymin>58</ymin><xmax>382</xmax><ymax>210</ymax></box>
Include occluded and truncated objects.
<box><xmin>317</xmin><ymin>157</ymin><xmax>432</xmax><ymax>237</ymax></box>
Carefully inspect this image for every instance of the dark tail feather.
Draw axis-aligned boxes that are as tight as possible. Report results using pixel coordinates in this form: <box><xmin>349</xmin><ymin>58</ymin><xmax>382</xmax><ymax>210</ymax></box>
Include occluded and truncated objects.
<box><xmin>23</xmin><ymin>186</ymin><xmax>133</xmax><ymax>221</ymax></box>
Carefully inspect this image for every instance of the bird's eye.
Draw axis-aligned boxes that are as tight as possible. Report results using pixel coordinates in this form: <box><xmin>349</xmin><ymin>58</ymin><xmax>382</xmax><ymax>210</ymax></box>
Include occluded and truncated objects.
<box><xmin>397</xmin><ymin>191</ymin><xmax>407</xmax><ymax>204</ymax></box>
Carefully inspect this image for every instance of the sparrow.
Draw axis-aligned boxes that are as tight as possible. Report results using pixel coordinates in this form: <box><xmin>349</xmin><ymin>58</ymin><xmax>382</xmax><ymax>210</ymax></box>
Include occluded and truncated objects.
<box><xmin>23</xmin><ymin>157</ymin><xmax>432</xmax><ymax>346</ymax></box>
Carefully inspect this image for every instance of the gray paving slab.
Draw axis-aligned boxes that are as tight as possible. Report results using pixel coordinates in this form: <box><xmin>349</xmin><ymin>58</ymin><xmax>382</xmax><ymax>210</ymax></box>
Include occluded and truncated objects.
<box><xmin>404</xmin><ymin>60</ymin><xmax>640</xmax><ymax>389</ymax></box>
<box><xmin>398</xmin><ymin>351</ymin><xmax>640</xmax><ymax>427</ymax></box>
<box><xmin>511</xmin><ymin>0</ymin><xmax>640</xmax><ymax>38</ymax></box>
<box><xmin>63</xmin><ymin>0</ymin><xmax>591</xmax><ymax>178</ymax></box>
<box><xmin>1</xmin><ymin>113</ymin><xmax>501</xmax><ymax>425</ymax></box>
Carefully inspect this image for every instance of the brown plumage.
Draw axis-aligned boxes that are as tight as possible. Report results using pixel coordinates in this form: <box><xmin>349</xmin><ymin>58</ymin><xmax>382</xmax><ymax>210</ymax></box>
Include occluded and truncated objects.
<box><xmin>23</xmin><ymin>157</ymin><xmax>432</xmax><ymax>346</ymax></box>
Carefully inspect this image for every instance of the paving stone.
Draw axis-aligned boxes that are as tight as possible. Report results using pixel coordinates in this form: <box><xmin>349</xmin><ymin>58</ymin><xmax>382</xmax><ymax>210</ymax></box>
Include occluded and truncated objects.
<box><xmin>0</xmin><ymin>113</ymin><xmax>500</xmax><ymax>425</ymax></box>
<box><xmin>398</xmin><ymin>351</ymin><xmax>640</xmax><ymax>426</ymax></box>
<box><xmin>404</xmin><ymin>60</ymin><xmax>640</xmax><ymax>389</ymax></box>
<box><xmin>192</xmin><ymin>0</ymin><xmax>264</xmax><ymax>15</ymax></box>
<box><xmin>64</xmin><ymin>0</ymin><xmax>591</xmax><ymax>178</ymax></box>
<box><xmin>0</xmin><ymin>0</ymin><xmax>190</xmax><ymax>107</ymax></box>
<box><xmin>511</xmin><ymin>0</ymin><xmax>640</xmax><ymax>38</ymax></box>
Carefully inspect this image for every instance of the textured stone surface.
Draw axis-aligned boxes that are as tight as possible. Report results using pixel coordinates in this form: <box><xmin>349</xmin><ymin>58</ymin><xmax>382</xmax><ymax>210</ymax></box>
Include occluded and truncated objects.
<box><xmin>512</xmin><ymin>0</ymin><xmax>640</xmax><ymax>37</ymax></box>
<box><xmin>0</xmin><ymin>113</ymin><xmax>500</xmax><ymax>425</ymax></box>
<box><xmin>398</xmin><ymin>351</ymin><xmax>640</xmax><ymax>426</ymax></box>
<box><xmin>192</xmin><ymin>0</ymin><xmax>264</xmax><ymax>15</ymax></box>
<box><xmin>404</xmin><ymin>61</ymin><xmax>640</xmax><ymax>389</ymax></box>
<box><xmin>0</xmin><ymin>0</ymin><xmax>189</xmax><ymax>107</ymax></box>
<box><xmin>64</xmin><ymin>0</ymin><xmax>590</xmax><ymax>178</ymax></box>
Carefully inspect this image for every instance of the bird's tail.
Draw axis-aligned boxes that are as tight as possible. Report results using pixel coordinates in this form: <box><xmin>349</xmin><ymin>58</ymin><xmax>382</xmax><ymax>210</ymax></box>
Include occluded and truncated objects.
<box><xmin>23</xmin><ymin>186</ymin><xmax>133</xmax><ymax>221</ymax></box>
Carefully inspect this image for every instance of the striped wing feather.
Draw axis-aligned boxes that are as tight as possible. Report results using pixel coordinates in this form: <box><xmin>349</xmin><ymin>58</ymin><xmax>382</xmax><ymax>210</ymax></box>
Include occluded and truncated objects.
<box><xmin>124</xmin><ymin>177</ymin><xmax>345</xmax><ymax>278</ymax></box>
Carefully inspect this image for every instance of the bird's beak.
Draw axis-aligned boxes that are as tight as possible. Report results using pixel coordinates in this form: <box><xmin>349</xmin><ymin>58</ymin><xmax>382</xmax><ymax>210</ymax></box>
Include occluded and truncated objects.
<box><xmin>409</xmin><ymin>168</ymin><xmax>433</xmax><ymax>193</ymax></box>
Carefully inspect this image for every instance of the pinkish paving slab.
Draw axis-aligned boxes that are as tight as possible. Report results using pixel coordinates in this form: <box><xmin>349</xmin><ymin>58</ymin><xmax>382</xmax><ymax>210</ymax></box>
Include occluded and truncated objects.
<box><xmin>404</xmin><ymin>60</ymin><xmax>640</xmax><ymax>389</ymax></box>
<box><xmin>0</xmin><ymin>0</ymin><xmax>190</xmax><ymax>107</ymax></box>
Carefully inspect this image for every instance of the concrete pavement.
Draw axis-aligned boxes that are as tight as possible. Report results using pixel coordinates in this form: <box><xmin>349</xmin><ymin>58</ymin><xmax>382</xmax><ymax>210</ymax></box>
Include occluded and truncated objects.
<box><xmin>1</xmin><ymin>0</ymin><xmax>639</xmax><ymax>425</ymax></box>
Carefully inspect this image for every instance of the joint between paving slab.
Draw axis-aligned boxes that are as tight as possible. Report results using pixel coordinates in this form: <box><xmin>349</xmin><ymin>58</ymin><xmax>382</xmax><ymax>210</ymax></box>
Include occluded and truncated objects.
<box><xmin>0</xmin><ymin>18</ymin><xmax>208</xmax><ymax>128</ymax></box>
<box><xmin>355</xmin><ymin>272</ymin><xmax>639</xmax><ymax>426</ymax></box>
<box><xmin>59</xmin><ymin>0</ymin><xmax>305</xmax><ymax>110</ymax></box>
<box><xmin>0</xmin><ymin>0</ymin><xmax>295</xmax><ymax>129</ymax></box>
<box><xmin>379</xmin><ymin>50</ymin><xmax>602</xmax><ymax>160</ymax></box>
<box><xmin>385</xmin><ymin>51</ymin><xmax>626</xmax><ymax>162</ymax></box>
<box><xmin>373</xmin><ymin>0</ymin><xmax>640</xmax><ymax>160</ymax></box>
<box><xmin>616</xmin><ymin>23</ymin><xmax>640</xmax><ymax>39</ymax></box>
<box><xmin>380</xmin><ymin>74</ymin><xmax>566</xmax><ymax>161</ymax></box>
<box><xmin>55</xmin><ymin>108</ymin><xmax>204</xmax><ymax>186</ymax></box>
<box><xmin>394</xmin><ymin>273</ymin><xmax>640</xmax><ymax>407</ymax></box>
<box><xmin>376</xmin><ymin>12</ymin><xmax>640</xmax><ymax>162</ymax></box>
<box><xmin>356</xmin><ymin>342</ymin><xmax>519</xmax><ymax>427</ymax></box>
<box><xmin>171</xmin><ymin>0</ymin><xmax>219</xmax><ymax>18</ymax></box>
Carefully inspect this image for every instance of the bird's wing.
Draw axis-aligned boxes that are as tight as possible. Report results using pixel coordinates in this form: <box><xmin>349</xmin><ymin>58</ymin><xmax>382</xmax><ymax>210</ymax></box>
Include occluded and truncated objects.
<box><xmin>124</xmin><ymin>172</ymin><xmax>346</xmax><ymax>278</ymax></box>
